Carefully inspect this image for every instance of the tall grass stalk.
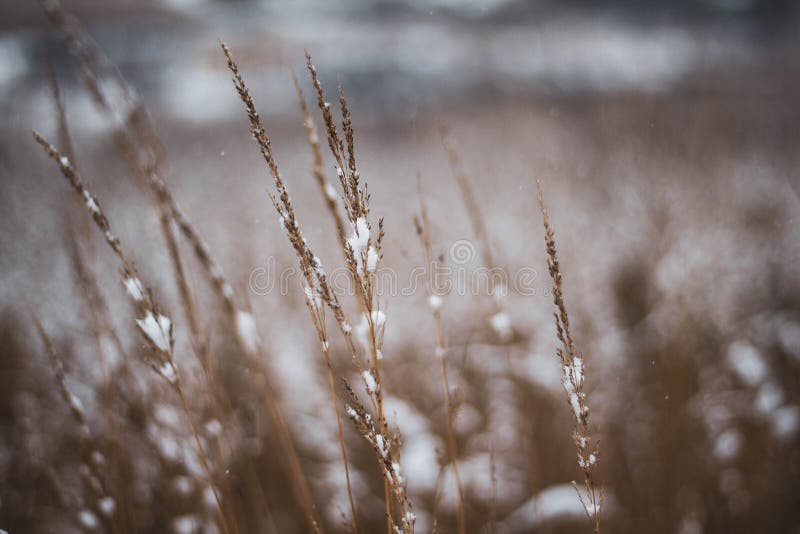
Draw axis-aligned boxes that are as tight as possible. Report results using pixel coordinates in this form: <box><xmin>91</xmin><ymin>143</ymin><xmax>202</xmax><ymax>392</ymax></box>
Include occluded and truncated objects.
<box><xmin>537</xmin><ymin>180</ymin><xmax>603</xmax><ymax>533</ymax></box>
<box><xmin>414</xmin><ymin>175</ymin><xmax>466</xmax><ymax>534</ymax></box>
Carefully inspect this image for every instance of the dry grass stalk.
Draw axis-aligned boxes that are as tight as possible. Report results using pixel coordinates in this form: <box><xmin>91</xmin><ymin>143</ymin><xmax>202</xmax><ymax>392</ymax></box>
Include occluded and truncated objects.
<box><xmin>42</xmin><ymin>6</ymin><xmax>319</xmax><ymax>526</ymax></box>
<box><xmin>304</xmin><ymin>52</ymin><xmax>405</xmax><ymax>531</ymax></box>
<box><xmin>67</xmin><ymin>237</ymin><xmax>136</xmax><ymax>533</ymax></box>
<box><xmin>32</xmin><ymin>132</ymin><xmax>231</xmax><ymax>534</ymax></box>
<box><xmin>291</xmin><ymin>71</ymin><xmax>349</xmax><ymax>255</ymax></box>
<box><xmin>439</xmin><ymin>127</ymin><xmax>494</xmax><ymax>269</ymax></box>
<box><xmin>488</xmin><ymin>441</ymin><xmax>497</xmax><ymax>534</ymax></box>
<box><xmin>45</xmin><ymin>63</ymin><xmax>135</xmax><ymax>529</ymax></box>
<box><xmin>343</xmin><ymin>381</ymin><xmax>415</xmax><ymax>533</ymax></box>
<box><xmin>413</xmin><ymin>176</ymin><xmax>466</xmax><ymax>534</ymax></box>
<box><xmin>33</xmin><ymin>317</ymin><xmax>117</xmax><ymax>532</ymax></box>
<box><xmin>41</xmin><ymin>0</ymin><xmax>208</xmax><ymax>369</ymax></box>
<box><xmin>223</xmin><ymin>42</ymin><xmax>414</xmax><ymax>531</ymax></box>
<box><xmin>43</xmin><ymin>53</ymin><xmax>77</xmax><ymax>167</ymax></box>
<box><xmin>536</xmin><ymin>180</ymin><xmax>602</xmax><ymax>533</ymax></box>
<box><xmin>439</xmin><ymin>127</ymin><xmax>513</xmax><ymax>342</ymax></box>
<box><xmin>221</xmin><ymin>41</ymin><xmax>356</xmax><ymax>533</ymax></box>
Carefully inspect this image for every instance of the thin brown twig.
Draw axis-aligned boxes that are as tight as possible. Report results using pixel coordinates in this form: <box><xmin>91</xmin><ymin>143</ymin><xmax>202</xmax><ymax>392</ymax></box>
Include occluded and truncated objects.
<box><xmin>536</xmin><ymin>180</ymin><xmax>602</xmax><ymax>533</ymax></box>
<box><xmin>33</xmin><ymin>317</ymin><xmax>117</xmax><ymax>533</ymax></box>
<box><xmin>304</xmin><ymin>51</ymin><xmax>403</xmax><ymax>532</ymax></box>
<box><xmin>222</xmin><ymin>41</ymin><xmax>359</xmax><ymax>534</ymax></box>
<box><xmin>413</xmin><ymin>174</ymin><xmax>466</xmax><ymax>534</ymax></box>
<box><xmin>42</xmin><ymin>9</ymin><xmax>312</xmax><ymax>529</ymax></box>
<box><xmin>439</xmin><ymin>126</ymin><xmax>514</xmax><ymax>341</ymax></box>
<box><xmin>290</xmin><ymin>70</ymin><xmax>348</xmax><ymax>256</ymax></box>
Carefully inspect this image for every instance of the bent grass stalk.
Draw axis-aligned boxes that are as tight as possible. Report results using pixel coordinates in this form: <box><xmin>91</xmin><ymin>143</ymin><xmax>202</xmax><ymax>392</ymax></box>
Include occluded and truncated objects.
<box><xmin>291</xmin><ymin>71</ymin><xmax>348</xmax><ymax>256</ymax></box>
<box><xmin>304</xmin><ymin>52</ymin><xmax>405</xmax><ymax>532</ymax></box>
<box><xmin>34</xmin><ymin>317</ymin><xmax>117</xmax><ymax>533</ymax></box>
<box><xmin>32</xmin><ymin>131</ymin><xmax>231</xmax><ymax>534</ymax></box>
<box><xmin>43</xmin><ymin>4</ymin><xmax>319</xmax><ymax>525</ymax></box>
<box><xmin>41</xmin><ymin>0</ymin><xmax>208</xmax><ymax>366</ymax></box>
<box><xmin>221</xmin><ymin>42</ymin><xmax>356</xmax><ymax>533</ymax></box>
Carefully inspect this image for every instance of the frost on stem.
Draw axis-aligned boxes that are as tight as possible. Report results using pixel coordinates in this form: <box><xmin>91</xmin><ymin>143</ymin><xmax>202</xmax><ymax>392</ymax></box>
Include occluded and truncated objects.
<box><xmin>562</xmin><ymin>361</ymin><xmax>587</xmax><ymax>422</ymax></box>
<box><xmin>366</xmin><ymin>246</ymin><xmax>379</xmax><ymax>273</ymax></box>
<box><xmin>303</xmin><ymin>284</ymin><xmax>323</xmax><ymax>311</ymax></box>
<box><xmin>158</xmin><ymin>360</ymin><xmax>178</xmax><ymax>385</ymax></box>
<box><xmin>136</xmin><ymin>310</ymin><xmax>173</xmax><ymax>353</ymax></box>
<box><xmin>68</xmin><ymin>392</ymin><xmax>85</xmax><ymax>416</ymax></box>
<box><xmin>371</xmin><ymin>310</ymin><xmax>386</xmax><ymax>329</ymax></box>
<box><xmin>347</xmin><ymin>216</ymin><xmax>371</xmax><ymax>276</ymax></box>
<box><xmin>342</xmin><ymin>380</ymin><xmax>415</xmax><ymax>533</ymax></box>
<box><xmin>362</xmin><ymin>370</ymin><xmax>378</xmax><ymax>396</ymax></box>
<box><xmin>123</xmin><ymin>276</ymin><xmax>145</xmax><ymax>301</ymax></box>
<box><xmin>83</xmin><ymin>190</ymin><xmax>100</xmax><ymax>214</ymax></box>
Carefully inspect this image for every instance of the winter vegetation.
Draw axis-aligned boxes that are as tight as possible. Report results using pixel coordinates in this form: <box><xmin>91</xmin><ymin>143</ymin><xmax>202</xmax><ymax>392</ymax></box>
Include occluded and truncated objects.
<box><xmin>1</xmin><ymin>1</ymin><xmax>800</xmax><ymax>533</ymax></box>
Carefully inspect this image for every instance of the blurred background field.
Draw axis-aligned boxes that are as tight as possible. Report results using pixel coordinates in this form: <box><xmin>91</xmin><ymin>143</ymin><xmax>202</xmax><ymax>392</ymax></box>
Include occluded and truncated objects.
<box><xmin>1</xmin><ymin>1</ymin><xmax>800</xmax><ymax>533</ymax></box>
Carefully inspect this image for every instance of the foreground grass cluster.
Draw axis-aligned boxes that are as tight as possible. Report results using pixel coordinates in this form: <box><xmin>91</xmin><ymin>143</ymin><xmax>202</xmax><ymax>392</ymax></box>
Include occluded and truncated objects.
<box><xmin>26</xmin><ymin>2</ymin><xmax>600</xmax><ymax>532</ymax></box>
<box><xmin>5</xmin><ymin>2</ymin><xmax>799</xmax><ymax>534</ymax></box>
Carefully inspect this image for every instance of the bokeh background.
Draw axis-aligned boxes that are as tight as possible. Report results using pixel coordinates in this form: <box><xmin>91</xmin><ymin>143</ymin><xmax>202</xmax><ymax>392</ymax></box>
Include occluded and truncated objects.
<box><xmin>1</xmin><ymin>0</ymin><xmax>800</xmax><ymax>532</ymax></box>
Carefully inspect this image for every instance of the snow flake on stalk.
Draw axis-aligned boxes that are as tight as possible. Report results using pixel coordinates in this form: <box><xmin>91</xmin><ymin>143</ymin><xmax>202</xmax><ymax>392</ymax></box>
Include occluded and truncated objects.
<box><xmin>123</xmin><ymin>276</ymin><xmax>145</xmax><ymax>302</ymax></box>
<box><xmin>83</xmin><ymin>190</ymin><xmax>100</xmax><ymax>215</ymax></box>
<box><xmin>369</xmin><ymin>310</ymin><xmax>386</xmax><ymax>329</ymax></box>
<box><xmin>158</xmin><ymin>361</ymin><xmax>178</xmax><ymax>385</ymax></box>
<box><xmin>303</xmin><ymin>284</ymin><xmax>322</xmax><ymax>310</ymax></box>
<box><xmin>347</xmin><ymin>217</ymin><xmax>371</xmax><ymax>275</ymax></box>
<box><xmin>374</xmin><ymin>433</ymin><xmax>388</xmax><ymax>458</ymax></box>
<box><xmin>362</xmin><ymin>370</ymin><xmax>378</xmax><ymax>395</ymax></box>
<box><xmin>136</xmin><ymin>311</ymin><xmax>173</xmax><ymax>353</ymax></box>
<box><xmin>366</xmin><ymin>246</ymin><xmax>379</xmax><ymax>273</ymax></box>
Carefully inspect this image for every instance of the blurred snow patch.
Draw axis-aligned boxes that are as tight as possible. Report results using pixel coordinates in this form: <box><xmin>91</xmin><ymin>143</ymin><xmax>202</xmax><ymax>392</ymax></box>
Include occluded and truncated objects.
<box><xmin>754</xmin><ymin>381</ymin><xmax>783</xmax><ymax>414</ymax></box>
<box><xmin>0</xmin><ymin>36</ymin><xmax>28</xmax><ymax>92</ymax></box>
<box><xmin>501</xmin><ymin>483</ymin><xmax>611</xmax><ymax>531</ymax></box>
<box><xmin>514</xmin><ymin>351</ymin><xmax>562</xmax><ymax>395</ymax></box>
<box><xmin>713</xmin><ymin>428</ymin><xmax>742</xmax><ymax>461</ymax></box>
<box><xmin>407</xmin><ymin>0</ymin><xmax>517</xmax><ymax>17</ymax></box>
<box><xmin>439</xmin><ymin>453</ymin><xmax>493</xmax><ymax>510</ymax></box>
<box><xmin>172</xmin><ymin>515</ymin><xmax>199</xmax><ymax>534</ymax></box>
<box><xmin>727</xmin><ymin>341</ymin><xmax>767</xmax><ymax>387</ymax></box>
<box><xmin>676</xmin><ymin>517</ymin><xmax>703</xmax><ymax>534</ymax></box>
<box><xmin>159</xmin><ymin>0</ymin><xmax>207</xmax><ymax>12</ymax></box>
<box><xmin>161</xmin><ymin>67</ymin><xmax>241</xmax><ymax>123</ymax></box>
<box><xmin>384</xmin><ymin>396</ymin><xmax>441</xmax><ymax>492</ymax></box>
<box><xmin>493</xmin><ymin>23</ymin><xmax>697</xmax><ymax>93</ymax></box>
<box><xmin>775</xmin><ymin>314</ymin><xmax>800</xmax><ymax>360</ymax></box>
<box><xmin>772</xmin><ymin>405</ymin><xmax>800</xmax><ymax>439</ymax></box>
